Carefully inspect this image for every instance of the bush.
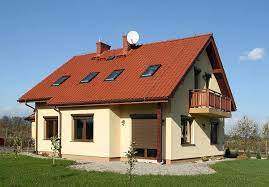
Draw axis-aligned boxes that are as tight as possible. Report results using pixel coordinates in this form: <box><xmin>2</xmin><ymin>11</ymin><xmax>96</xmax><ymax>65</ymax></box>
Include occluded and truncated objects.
<box><xmin>41</xmin><ymin>152</ymin><xmax>49</xmax><ymax>157</ymax></box>
<box><xmin>237</xmin><ymin>154</ymin><xmax>248</xmax><ymax>159</ymax></box>
<box><xmin>246</xmin><ymin>151</ymin><xmax>251</xmax><ymax>158</ymax></box>
<box><xmin>202</xmin><ymin>156</ymin><xmax>209</xmax><ymax>162</ymax></box>
<box><xmin>224</xmin><ymin>148</ymin><xmax>239</xmax><ymax>158</ymax></box>
<box><xmin>256</xmin><ymin>151</ymin><xmax>261</xmax><ymax>159</ymax></box>
<box><xmin>224</xmin><ymin>148</ymin><xmax>231</xmax><ymax>158</ymax></box>
<box><xmin>230</xmin><ymin>150</ymin><xmax>239</xmax><ymax>158</ymax></box>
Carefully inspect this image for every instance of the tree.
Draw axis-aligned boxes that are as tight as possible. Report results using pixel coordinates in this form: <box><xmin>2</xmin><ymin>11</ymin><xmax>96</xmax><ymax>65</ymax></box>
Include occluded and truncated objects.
<box><xmin>13</xmin><ymin>136</ymin><xmax>22</xmax><ymax>158</ymax></box>
<box><xmin>125</xmin><ymin>143</ymin><xmax>137</xmax><ymax>186</ymax></box>
<box><xmin>262</xmin><ymin>122</ymin><xmax>269</xmax><ymax>156</ymax></box>
<box><xmin>230</xmin><ymin>116</ymin><xmax>258</xmax><ymax>153</ymax></box>
<box><xmin>50</xmin><ymin>136</ymin><xmax>61</xmax><ymax>165</ymax></box>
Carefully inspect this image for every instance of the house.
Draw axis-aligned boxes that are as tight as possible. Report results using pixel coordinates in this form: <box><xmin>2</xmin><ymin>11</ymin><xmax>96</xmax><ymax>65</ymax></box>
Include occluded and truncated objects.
<box><xmin>19</xmin><ymin>33</ymin><xmax>236</xmax><ymax>164</ymax></box>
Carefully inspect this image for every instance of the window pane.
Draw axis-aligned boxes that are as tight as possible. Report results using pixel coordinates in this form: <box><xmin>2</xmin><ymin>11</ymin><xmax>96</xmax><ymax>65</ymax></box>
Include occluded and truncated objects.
<box><xmin>181</xmin><ymin>116</ymin><xmax>192</xmax><ymax>144</ymax></box>
<box><xmin>147</xmin><ymin>149</ymin><xmax>157</xmax><ymax>157</ymax></box>
<box><xmin>86</xmin><ymin>117</ymin><xmax>93</xmax><ymax>140</ymax></box>
<box><xmin>46</xmin><ymin>119</ymin><xmax>58</xmax><ymax>139</ymax></box>
<box><xmin>105</xmin><ymin>69</ymin><xmax>124</xmax><ymax>81</ymax></box>
<box><xmin>211</xmin><ymin>123</ymin><xmax>218</xmax><ymax>144</ymax></box>
<box><xmin>76</xmin><ymin>119</ymin><xmax>83</xmax><ymax>139</ymax></box>
<box><xmin>141</xmin><ymin>65</ymin><xmax>161</xmax><ymax>77</ymax></box>
<box><xmin>134</xmin><ymin>148</ymin><xmax>144</xmax><ymax>157</ymax></box>
<box><xmin>52</xmin><ymin>76</ymin><xmax>70</xmax><ymax>86</ymax></box>
<box><xmin>106</xmin><ymin>55</ymin><xmax>115</xmax><ymax>61</ymax></box>
<box><xmin>80</xmin><ymin>72</ymin><xmax>99</xmax><ymax>83</ymax></box>
<box><xmin>47</xmin><ymin>120</ymin><xmax>53</xmax><ymax>138</ymax></box>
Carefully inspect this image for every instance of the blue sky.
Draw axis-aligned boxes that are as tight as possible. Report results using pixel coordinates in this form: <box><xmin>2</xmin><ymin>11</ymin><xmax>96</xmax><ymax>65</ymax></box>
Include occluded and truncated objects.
<box><xmin>0</xmin><ymin>0</ymin><xmax>268</xmax><ymax>130</ymax></box>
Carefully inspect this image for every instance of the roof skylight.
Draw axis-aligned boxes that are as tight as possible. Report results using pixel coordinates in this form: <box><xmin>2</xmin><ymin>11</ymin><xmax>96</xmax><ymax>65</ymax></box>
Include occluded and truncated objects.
<box><xmin>52</xmin><ymin>76</ymin><xmax>70</xmax><ymax>86</ymax></box>
<box><xmin>105</xmin><ymin>69</ymin><xmax>124</xmax><ymax>81</ymax></box>
<box><xmin>80</xmin><ymin>72</ymin><xmax>99</xmax><ymax>83</ymax></box>
<box><xmin>106</xmin><ymin>55</ymin><xmax>115</xmax><ymax>61</ymax></box>
<box><xmin>141</xmin><ymin>65</ymin><xmax>161</xmax><ymax>77</ymax></box>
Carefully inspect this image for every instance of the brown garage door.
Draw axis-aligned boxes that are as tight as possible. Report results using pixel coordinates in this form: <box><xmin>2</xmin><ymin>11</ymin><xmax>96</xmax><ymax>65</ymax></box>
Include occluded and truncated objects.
<box><xmin>132</xmin><ymin>119</ymin><xmax>158</xmax><ymax>150</ymax></box>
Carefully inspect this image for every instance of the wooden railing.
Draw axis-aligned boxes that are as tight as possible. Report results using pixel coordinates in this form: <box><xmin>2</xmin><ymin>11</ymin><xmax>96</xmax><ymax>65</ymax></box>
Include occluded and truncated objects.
<box><xmin>190</xmin><ymin>89</ymin><xmax>232</xmax><ymax>112</ymax></box>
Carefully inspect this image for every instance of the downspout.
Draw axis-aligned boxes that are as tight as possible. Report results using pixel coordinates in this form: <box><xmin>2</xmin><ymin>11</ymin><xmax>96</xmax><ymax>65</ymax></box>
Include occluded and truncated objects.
<box><xmin>53</xmin><ymin>106</ymin><xmax>62</xmax><ymax>157</ymax></box>
<box><xmin>157</xmin><ymin>103</ymin><xmax>163</xmax><ymax>163</ymax></box>
<box><xmin>25</xmin><ymin>102</ymin><xmax>38</xmax><ymax>154</ymax></box>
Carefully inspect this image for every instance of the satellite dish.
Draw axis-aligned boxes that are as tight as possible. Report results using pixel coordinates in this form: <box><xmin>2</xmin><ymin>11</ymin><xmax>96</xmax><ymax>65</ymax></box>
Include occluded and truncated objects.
<box><xmin>127</xmin><ymin>31</ymin><xmax>139</xmax><ymax>45</ymax></box>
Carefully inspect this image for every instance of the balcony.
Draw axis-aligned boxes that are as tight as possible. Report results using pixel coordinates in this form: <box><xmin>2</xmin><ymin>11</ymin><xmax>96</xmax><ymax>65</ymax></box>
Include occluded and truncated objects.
<box><xmin>189</xmin><ymin>89</ymin><xmax>232</xmax><ymax>118</ymax></box>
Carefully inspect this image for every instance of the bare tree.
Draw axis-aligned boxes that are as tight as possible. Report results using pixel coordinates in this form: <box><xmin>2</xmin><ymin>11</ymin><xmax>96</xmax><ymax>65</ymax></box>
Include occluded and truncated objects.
<box><xmin>230</xmin><ymin>116</ymin><xmax>258</xmax><ymax>153</ymax></box>
<box><xmin>262</xmin><ymin>122</ymin><xmax>269</xmax><ymax>157</ymax></box>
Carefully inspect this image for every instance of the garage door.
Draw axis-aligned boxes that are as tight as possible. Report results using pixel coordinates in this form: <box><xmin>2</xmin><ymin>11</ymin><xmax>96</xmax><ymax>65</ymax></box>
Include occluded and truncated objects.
<box><xmin>132</xmin><ymin>119</ymin><xmax>158</xmax><ymax>149</ymax></box>
<box><xmin>131</xmin><ymin>114</ymin><xmax>158</xmax><ymax>158</ymax></box>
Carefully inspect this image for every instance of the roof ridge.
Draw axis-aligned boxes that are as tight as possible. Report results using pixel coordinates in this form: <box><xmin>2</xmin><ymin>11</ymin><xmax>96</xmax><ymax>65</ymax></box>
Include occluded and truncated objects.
<box><xmin>74</xmin><ymin>33</ymin><xmax>212</xmax><ymax>57</ymax></box>
<box><xmin>141</xmin><ymin>33</ymin><xmax>213</xmax><ymax>47</ymax></box>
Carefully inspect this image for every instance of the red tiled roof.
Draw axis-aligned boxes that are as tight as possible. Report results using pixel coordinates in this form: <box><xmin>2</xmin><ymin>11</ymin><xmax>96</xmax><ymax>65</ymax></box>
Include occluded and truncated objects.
<box><xmin>18</xmin><ymin>33</ymin><xmax>236</xmax><ymax>110</ymax></box>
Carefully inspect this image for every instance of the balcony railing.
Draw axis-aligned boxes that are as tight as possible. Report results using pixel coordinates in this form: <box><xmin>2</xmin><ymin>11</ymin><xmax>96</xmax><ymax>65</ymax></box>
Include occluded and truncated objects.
<box><xmin>190</xmin><ymin>89</ymin><xmax>232</xmax><ymax>112</ymax></box>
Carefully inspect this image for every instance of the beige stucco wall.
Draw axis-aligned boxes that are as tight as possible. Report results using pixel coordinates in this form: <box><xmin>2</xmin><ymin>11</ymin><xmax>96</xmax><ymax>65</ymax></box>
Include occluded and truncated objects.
<box><xmin>35</xmin><ymin>102</ymin><xmax>171</xmax><ymax>159</ymax></box>
<box><xmin>36</xmin><ymin>107</ymin><xmax>112</xmax><ymax>157</ymax></box>
<box><xmin>169</xmin><ymin>50</ymin><xmax>225</xmax><ymax>160</ymax></box>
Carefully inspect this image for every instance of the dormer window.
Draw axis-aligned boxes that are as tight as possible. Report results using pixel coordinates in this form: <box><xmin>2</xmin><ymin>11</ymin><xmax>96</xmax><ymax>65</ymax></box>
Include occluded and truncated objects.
<box><xmin>52</xmin><ymin>76</ymin><xmax>70</xmax><ymax>86</ymax></box>
<box><xmin>105</xmin><ymin>69</ymin><xmax>124</xmax><ymax>81</ymax></box>
<box><xmin>141</xmin><ymin>64</ymin><xmax>161</xmax><ymax>77</ymax></box>
<box><xmin>80</xmin><ymin>72</ymin><xmax>99</xmax><ymax>83</ymax></box>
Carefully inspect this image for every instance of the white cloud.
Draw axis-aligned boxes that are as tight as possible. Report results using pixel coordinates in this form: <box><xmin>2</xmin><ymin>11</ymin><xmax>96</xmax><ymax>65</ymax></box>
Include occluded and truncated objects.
<box><xmin>240</xmin><ymin>48</ymin><xmax>265</xmax><ymax>61</ymax></box>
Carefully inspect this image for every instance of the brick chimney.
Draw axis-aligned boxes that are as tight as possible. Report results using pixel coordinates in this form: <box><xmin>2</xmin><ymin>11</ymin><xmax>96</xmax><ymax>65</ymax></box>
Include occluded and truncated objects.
<box><xmin>96</xmin><ymin>41</ymin><xmax>111</xmax><ymax>56</ymax></box>
<box><xmin>122</xmin><ymin>35</ymin><xmax>130</xmax><ymax>55</ymax></box>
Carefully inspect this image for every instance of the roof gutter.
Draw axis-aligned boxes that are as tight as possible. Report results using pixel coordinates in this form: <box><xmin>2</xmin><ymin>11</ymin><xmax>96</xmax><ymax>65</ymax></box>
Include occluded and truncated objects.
<box><xmin>47</xmin><ymin>97</ymin><xmax>169</xmax><ymax>108</ymax></box>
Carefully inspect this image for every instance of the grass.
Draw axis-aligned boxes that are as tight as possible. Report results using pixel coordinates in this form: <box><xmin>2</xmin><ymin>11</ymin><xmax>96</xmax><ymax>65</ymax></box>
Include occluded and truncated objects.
<box><xmin>0</xmin><ymin>153</ymin><xmax>269</xmax><ymax>186</ymax></box>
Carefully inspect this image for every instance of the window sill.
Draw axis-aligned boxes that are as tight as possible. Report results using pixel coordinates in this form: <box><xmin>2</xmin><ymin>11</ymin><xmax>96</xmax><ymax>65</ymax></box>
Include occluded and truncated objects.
<box><xmin>181</xmin><ymin>144</ymin><xmax>196</xmax><ymax>147</ymax></box>
<box><xmin>71</xmin><ymin>140</ymin><xmax>94</xmax><ymax>143</ymax></box>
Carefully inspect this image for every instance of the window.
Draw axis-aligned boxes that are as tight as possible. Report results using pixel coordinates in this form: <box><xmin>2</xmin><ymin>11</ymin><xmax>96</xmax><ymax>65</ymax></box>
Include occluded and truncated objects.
<box><xmin>73</xmin><ymin>115</ymin><xmax>94</xmax><ymax>142</ymax></box>
<box><xmin>45</xmin><ymin>117</ymin><xmax>58</xmax><ymax>139</ymax></box>
<box><xmin>80</xmin><ymin>72</ymin><xmax>99</xmax><ymax>83</ymax></box>
<box><xmin>203</xmin><ymin>73</ymin><xmax>212</xmax><ymax>89</ymax></box>
<box><xmin>194</xmin><ymin>67</ymin><xmax>201</xmax><ymax>89</ymax></box>
<box><xmin>106</xmin><ymin>55</ymin><xmax>115</xmax><ymax>61</ymax></box>
<box><xmin>52</xmin><ymin>76</ymin><xmax>70</xmax><ymax>86</ymax></box>
<box><xmin>211</xmin><ymin>122</ymin><xmax>218</xmax><ymax>144</ymax></box>
<box><xmin>141</xmin><ymin>64</ymin><xmax>161</xmax><ymax>77</ymax></box>
<box><xmin>105</xmin><ymin>69</ymin><xmax>124</xmax><ymax>81</ymax></box>
<box><xmin>181</xmin><ymin>116</ymin><xmax>193</xmax><ymax>144</ymax></box>
<box><xmin>134</xmin><ymin>148</ymin><xmax>157</xmax><ymax>158</ymax></box>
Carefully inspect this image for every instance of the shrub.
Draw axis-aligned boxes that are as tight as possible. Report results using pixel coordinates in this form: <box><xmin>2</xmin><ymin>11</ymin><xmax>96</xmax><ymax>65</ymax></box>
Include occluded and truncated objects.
<box><xmin>256</xmin><ymin>151</ymin><xmax>261</xmax><ymax>159</ymax></box>
<box><xmin>41</xmin><ymin>152</ymin><xmax>49</xmax><ymax>157</ymax></box>
<box><xmin>224</xmin><ymin>148</ymin><xmax>231</xmax><ymax>158</ymax></box>
<box><xmin>224</xmin><ymin>148</ymin><xmax>238</xmax><ymax>158</ymax></box>
<box><xmin>202</xmin><ymin>156</ymin><xmax>209</xmax><ymax>162</ymax></box>
<box><xmin>12</xmin><ymin>136</ymin><xmax>22</xmax><ymax>157</ymax></box>
<box><xmin>237</xmin><ymin>154</ymin><xmax>248</xmax><ymax>159</ymax></box>
<box><xmin>246</xmin><ymin>151</ymin><xmax>251</xmax><ymax>158</ymax></box>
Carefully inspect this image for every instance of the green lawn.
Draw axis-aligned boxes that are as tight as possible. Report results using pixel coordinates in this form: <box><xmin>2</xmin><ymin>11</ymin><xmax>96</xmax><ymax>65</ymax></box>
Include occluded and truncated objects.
<box><xmin>0</xmin><ymin>154</ymin><xmax>269</xmax><ymax>186</ymax></box>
